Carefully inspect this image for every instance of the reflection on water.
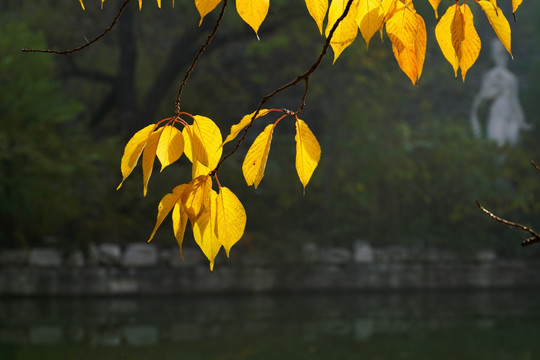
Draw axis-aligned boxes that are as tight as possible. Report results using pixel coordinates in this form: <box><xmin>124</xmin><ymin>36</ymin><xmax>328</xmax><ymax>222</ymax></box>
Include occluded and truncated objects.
<box><xmin>1</xmin><ymin>291</ymin><xmax>540</xmax><ymax>360</ymax></box>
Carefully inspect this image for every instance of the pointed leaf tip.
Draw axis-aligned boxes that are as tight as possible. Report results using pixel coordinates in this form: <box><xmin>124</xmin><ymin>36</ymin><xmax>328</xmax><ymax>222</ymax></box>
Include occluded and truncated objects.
<box><xmin>117</xmin><ymin>124</ymin><xmax>156</xmax><ymax>191</ymax></box>
<box><xmin>295</xmin><ymin>119</ymin><xmax>321</xmax><ymax>190</ymax></box>
<box><xmin>236</xmin><ymin>0</ymin><xmax>270</xmax><ymax>35</ymax></box>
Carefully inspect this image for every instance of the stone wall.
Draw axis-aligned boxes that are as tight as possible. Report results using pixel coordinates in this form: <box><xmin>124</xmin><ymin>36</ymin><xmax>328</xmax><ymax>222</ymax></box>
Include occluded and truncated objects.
<box><xmin>1</xmin><ymin>242</ymin><xmax>540</xmax><ymax>295</ymax></box>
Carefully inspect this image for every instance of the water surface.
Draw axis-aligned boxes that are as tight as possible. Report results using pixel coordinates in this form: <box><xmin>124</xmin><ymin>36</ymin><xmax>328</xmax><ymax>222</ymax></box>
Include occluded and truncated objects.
<box><xmin>1</xmin><ymin>290</ymin><xmax>539</xmax><ymax>359</ymax></box>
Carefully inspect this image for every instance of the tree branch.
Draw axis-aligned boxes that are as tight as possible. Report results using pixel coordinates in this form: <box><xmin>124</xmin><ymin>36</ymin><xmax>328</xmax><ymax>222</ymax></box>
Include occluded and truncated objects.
<box><xmin>22</xmin><ymin>0</ymin><xmax>132</xmax><ymax>55</ymax></box>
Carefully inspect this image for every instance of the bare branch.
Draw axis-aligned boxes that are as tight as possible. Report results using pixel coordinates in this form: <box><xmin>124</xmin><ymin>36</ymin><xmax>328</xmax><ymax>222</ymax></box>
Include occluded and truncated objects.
<box><xmin>175</xmin><ymin>0</ymin><xmax>228</xmax><ymax>116</ymax></box>
<box><xmin>532</xmin><ymin>160</ymin><xmax>540</xmax><ymax>172</ymax></box>
<box><xmin>22</xmin><ymin>0</ymin><xmax>132</xmax><ymax>55</ymax></box>
<box><xmin>476</xmin><ymin>200</ymin><xmax>540</xmax><ymax>246</ymax></box>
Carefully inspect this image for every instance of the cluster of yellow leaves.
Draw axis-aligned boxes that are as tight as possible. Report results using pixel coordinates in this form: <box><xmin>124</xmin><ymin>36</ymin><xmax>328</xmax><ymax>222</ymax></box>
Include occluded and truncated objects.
<box><xmin>118</xmin><ymin>110</ymin><xmax>321</xmax><ymax>269</ymax></box>
<box><xmin>303</xmin><ymin>0</ymin><xmax>522</xmax><ymax>83</ymax></box>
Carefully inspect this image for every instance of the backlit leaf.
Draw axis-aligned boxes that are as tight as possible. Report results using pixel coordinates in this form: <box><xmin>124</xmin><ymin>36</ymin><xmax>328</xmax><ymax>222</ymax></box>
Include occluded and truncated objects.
<box><xmin>386</xmin><ymin>5</ymin><xmax>426</xmax><ymax>84</ymax></box>
<box><xmin>242</xmin><ymin>123</ymin><xmax>274</xmax><ymax>189</ymax></box>
<box><xmin>477</xmin><ymin>0</ymin><xmax>512</xmax><ymax>57</ymax></box>
<box><xmin>435</xmin><ymin>4</ymin><xmax>459</xmax><ymax>77</ymax></box>
<box><xmin>117</xmin><ymin>124</ymin><xmax>155</xmax><ymax>190</ymax></box>
<box><xmin>79</xmin><ymin>0</ymin><xmax>85</xmax><ymax>10</ymax></box>
<box><xmin>172</xmin><ymin>198</ymin><xmax>189</xmax><ymax>258</ymax></box>
<box><xmin>325</xmin><ymin>0</ymin><xmax>359</xmax><ymax>63</ymax></box>
<box><xmin>222</xmin><ymin>109</ymin><xmax>271</xmax><ymax>146</ymax></box>
<box><xmin>192</xmin><ymin>190</ymin><xmax>221</xmax><ymax>271</ymax></box>
<box><xmin>142</xmin><ymin>127</ymin><xmax>165</xmax><ymax>196</ymax></box>
<box><xmin>182</xmin><ymin>175</ymin><xmax>212</xmax><ymax>220</ymax></box>
<box><xmin>216</xmin><ymin>187</ymin><xmax>246</xmax><ymax>257</ymax></box>
<box><xmin>195</xmin><ymin>0</ymin><xmax>222</xmax><ymax>25</ymax></box>
<box><xmin>513</xmin><ymin>0</ymin><xmax>523</xmax><ymax>14</ymax></box>
<box><xmin>356</xmin><ymin>0</ymin><xmax>384</xmax><ymax>49</ymax></box>
<box><xmin>236</xmin><ymin>0</ymin><xmax>270</xmax><ymax>36</ymax></box>
<box><xmin>183</xmin><ymin>115</ymin><xmax>223</xmax><ymax>177</ymax></box>
<box><xmin>148</xmin><ymin>184</ymin><xmax>185</xmax><ymax>243</ymax></box>
<box><xmin>156</xmin><ymin>125</ymin><xmax>184</xmax><ymax>172</ymax></box>
<box><xmin>305</xmin><ymin>0</ymin><xmax>329</xmax><ymax>35</ymax></box>
<box><xmin>295</xmin><ymin>119</ymin><xmax>321</xmax><ymax>190</ymax></box>
<box><xmin>455</xmin><ymin>4</ymin><xmax>481</xmax><ymax>81</ymax></box>
<box><xmin>428</xmin><ymin>0</ymin><xmax>441</xmax><ymax>18</ymax></box>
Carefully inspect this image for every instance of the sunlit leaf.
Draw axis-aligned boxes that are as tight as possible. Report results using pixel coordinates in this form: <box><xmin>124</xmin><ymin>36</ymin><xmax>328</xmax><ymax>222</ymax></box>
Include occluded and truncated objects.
<box><xmin>513</xmin><ymin>0</ymin><xmax>523</xmax><ymax>14</ymax></box>
<box><xmin>295</xmin><ymin>119</ymin><xmax>321</xmax><ymax>191</ymax></box>
<box><xmin>455</xmin><ymin>4</ymin><xmax>481</xmax><ymax>81</ymax></box>
<box><xmin>305</xmin><ymin>0</ymin><xmax>329</xmax><ymax>35</ymax></box>
<box><xmin>142</xmin><ymin>127</ymin><xmax>165</xmax><ymax>196</ymax></box>
<box><xmin>182</xmin><ymin>175</ymin><xmax>212</xmax><ymax>220</ymax></box>
<box><xmin>156</xmin><ymin>125</ymin><xmax>184</xmax><ymax>172</ymax></box>
<box><xmin>216</xmin><ymin>187</ymin><xmax>246</xmax><ymax>256</ymax></box>
<box><xmin>435</xmin><ymin>4</ymin><xmax>459</xmax><ymax>77</ymax></box>
<box><xmin>183</xmin><ymin>115</ymin><xmax>222</xmax><ymax>169</ymax></box>
<box><xmin>79</xmin><ymin>0</ymin><xmax>85</xmax><ymax>10</ymax></box>
<box><xmin>192</xmin><ymin>189</ymin><xmax>221</xmax><ymax>271</ymax></box>
<box><xmin>242</xmin><ymin>123</ymin><xmax>274</xmax><ymax>189</ymax></box>
<box><xmin>236</xmin><ymin>0</ymin><xmax>270</xmax><ymax>36</ymax></box>
<box><xmin>172</xmin><ymin>195</ymin><xmax>189</xmax><ymax>258</ymax></box>
<box><xmin>117</xmin><ymin>124</ymin><xmax>155</xmax><ymax>190</ymax></box>
<box><xmin>477</xmin><ymin>0</ymin><xmax>512</xmax><ymax>57</ymax></box>
<box><xmin>325</xmin><ymin>0</ymin><xmax>359</xmax><ymax>63</ymax></box>
<box><xmin>356</xmin><ymin>0</ymin><xmax>384</xmax><ymax>49</ymax></box>
<box><xmin>222</xmin><ymin>109</ymin><xmax>271</xmax><ymax>146</ymax></box>
<box><xmin>195</xmin><ymin>0</ymin><xmax>222</xmax><ymax>25</ymax></box>
<box><xmin>428</xmin><ymin>0</ymin><xmax>441</xmax><ymax>18</ymax></box>
<box><xmin>148</xmin><ymin>184</ymin><xmax>185</xmax><ymax>243</ymax></box>
<box><xmin>386</xmin><ymin>5</ymin><xmax>426</xmax><ymax>84</ymax></box>
<box><xmin>139</xmin><ymin>0</ymin><xmax>143</xmax><ymax>10</ymax></box>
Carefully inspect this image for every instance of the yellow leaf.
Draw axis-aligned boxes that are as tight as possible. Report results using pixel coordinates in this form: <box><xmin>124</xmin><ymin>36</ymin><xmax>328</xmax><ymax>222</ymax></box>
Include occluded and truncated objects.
<box><xmin>513</xmin><ymin>0</ymin><xmax>523</xmax><ymax>14</ymax></box>
<box><xmin>216</xmin><ymin>187</ymin><xmax>247</xmax><ymax>257</ymax></box>
<box><xmin>427</xmin><ymin>0</ymin><xmax>441</xmax><ymax>18</ymax></box>
<box><xmin>356</xmin><ymin>0</ymin><xmax>384</xmax><ymax>49</ymax></box>
<box><xmin>156</xmin><ymin>125</ymin><xmax>184</xmax><ymax>172</ymax></box>
<box><xmin>477</xmin><ymin>1</ymin><xmax>512</xmax><ymax>57</ymax></box>
<box><xmin>172</xmin><ymin>201</ymin><xmax>189</xmax><ymax>258</ymax></box>
<box><xmin>79</xmin><ymin>0</ymin><xmax>85</xmax><ymax>10</ymax></box>
<box><xmin>183</xmin><ymin>115</ymin><xmax>222</xmax><ymax>169</ymax></box>
<box><xmin>157</xmin><ymin>0</ymin><xmax>161</xmax><ymax>8</ymax></box>
<box><xmin>436</xmin><ymin>4</ymin><xmax>480</xmax><ymax>81</ymax></box>
<box><xmin>195</xmin><ymin>0</ymin><xmax>222</xmax><ymax>25</ymax></box>
<box><xmin>192</xmin><ymin>190</ymin><xmax>221</xmax><ymax>271</ymax></box>
<box><xmin>117</xmin><ymin>124</ymin><xmax>155</xmax><ymax>190</ymax></box>
<box><xmin>435</xmin><ymin>4</ymin><xmax>459</xmax><ymax>77</ymax></box>
<box><xmin>236</xmin><ymin>0</ymin><xmax>270</xmax><ymax>36</ymax></box>
<box><xmin>139</xmin><ymin>0</ymin><xmax>142</xmax><ymax>10</ymax></box>
<box><xmin>325</xmin><ymin>0</ymin><xmax>359</xmax><ymax>63</ymax></box>
<box><xmin>221</xmin><ymin>109</ymin><xmax>271</xmax><ymax>147</ymax></box>
<box><xmin>305</xmin><ymin>0</ymin><xmax>329</xmax><ymax>35</ymax></box>
<box><xmin>295</xmin><ymin>119</ymin><xmax>321</xmax><ymax>191</ymax></box>
<box><xmin>148</xmin><ymin>185</ymin><xmax>186</xmax><ymax>243</ymax></box>
<box><xmin>386</xmin><ymin>6</ymin><xmax>426</xmax><ymax>84</ymax></box>
<box><xmin>242</xmin><ymin>123</ymin><xmax>274</xmax><ymax>189</ymax></box>
<box><xmin>142</xmin><ymin>127</ymin><xmax>165</xmax><ymax>196</ymax></box>
<box><xmin>182</xmin><ymin>175</ymin><xmax>212</xmax><ymax>220</ymax></box>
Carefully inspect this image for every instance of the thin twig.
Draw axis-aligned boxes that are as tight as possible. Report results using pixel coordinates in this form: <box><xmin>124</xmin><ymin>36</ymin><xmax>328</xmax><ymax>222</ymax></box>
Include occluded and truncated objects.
<box><xmin>476</xmin><ymin>200</ymin><xmax>540</xmax><ymax>246</ymax></box>
<box><xmin>175</xmin><ymin>0</ymin><xmax>228</xmax><ymax>116</ymax></box>
<box><xmin>212</xmin><ymin>0</ymin><xmax>355</xmax><ymax>175</ymax></box>
<box><xmin>22</xmin><ymin>0</ymin><xmax>132</xmax><ymax>55</ymax></box>
<box><xmin>531</xmin><ymin>160</ymin><xmax>540</xmax><ymax>172</ymax></box>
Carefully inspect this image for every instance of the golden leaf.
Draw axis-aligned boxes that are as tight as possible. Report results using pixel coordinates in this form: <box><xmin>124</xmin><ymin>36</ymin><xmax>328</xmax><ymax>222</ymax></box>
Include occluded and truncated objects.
<box><xmin>242</xmin><ymin>123</ymin><xmax>274</xmax><ymax>189</ymax></box>
<box><xmin>428</xmin><ymin>0</ymin><xmax>441</xmax><ymax>18</ymax></box>
<box><xmin>142</xmin><ymin>127</ymin><xmax>165</xmax><ymax>196</ymax></box>
<box><xmin>182</xmin><ymin>175</ymin><xmax>212</xmax><ymax>220</ymax></box>
<box><xmin>477</xmin><ymin>0</ymin><xmax>512</xmax><ymax>57</ymax></box>
<box><xmin>513</xmin><ymin>0</ymin><xmax>523</xmax><ymax>14</ymax></box>
<box><xmin>386</xmin><ymin>5</ymin><xmax>426</xmax><ymax>84</ymax></box>
<box><xmin>147</xmin><ymin>184</ymin><xmax>186</xmax><ymax>243</ymax></box>
<box><xmin>183</xmin><ymin>115</ymin><xmax>223</xmax><ymax>178</ymax></box>
<box><xmin>236</xmin><ymin>0</ymin><xmax>270</xmax><ymax>36</ymax></box>
<box><xmin>192</xmin><ymin>190</ymin><xmax>221</xmax><ymax>271</ymax></box>
<box><xmin>356</xmin><ymin>0</ymin><xmax>384</xmax><ymax>49</ymax></box>
<box><xmin>117</xmin><ymin>124</ymin><xmax>155</xmax><ymax>190</ymax></box>
<box><xmin>79</xmin><ymin>0</ymin><xmax>85</xmax><ymax>10</ymax></box>
<box><xmin>216</xmin><ymin>187</ymin><xmax>247</xmax><ymax>257</ymax></box>
<box><xmin>172</xmin><ymin>201</ymin><xmax>189</xmax><ymax>258</ymax></box>
<box><xmin>455</xmin><ymin>4</ymin><xmax>481</xmax><ymax>81</ymax></box>
<box><xmin>325</xmin><ymin>0</ymin><xmax>359</xmax><ymax>63</ymax></box>
<box><xmin>195</xmin><ymin>0</ymin><xmax>222</xmax><ymax>25</ymax></box>
<box><xmin>156</xmin><ymin>125</ymin><xmax>184</xmax><ymax>172</ymax></box>
<box><xmin>222</xmin><ymin>109</ymin><xmax>271</xmax><ymax>147</ymax></box>
<box><xmin>305</xmin><ymin>0</ymin><xmax>329</xmax><ymax>35</ymax></box>
<box><xmin>295</xmin><ymin>119</ymin><xmax>321</xmax><ymax>191</ymax></box>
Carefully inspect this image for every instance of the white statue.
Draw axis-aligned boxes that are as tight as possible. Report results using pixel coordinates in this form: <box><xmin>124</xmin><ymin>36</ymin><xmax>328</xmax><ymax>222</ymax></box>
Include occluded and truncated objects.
<box><xmin>471</xmin><ymin>40</ymin><xmax>530</xmax><ymax>146</ymax></box>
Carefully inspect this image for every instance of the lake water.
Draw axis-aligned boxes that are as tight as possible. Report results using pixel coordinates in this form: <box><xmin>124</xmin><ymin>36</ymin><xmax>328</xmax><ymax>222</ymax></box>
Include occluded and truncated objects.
<box><xmin>1</xmin><ymin>290</ymin><xmax>539</xmax><ymax>360</ymax></box>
